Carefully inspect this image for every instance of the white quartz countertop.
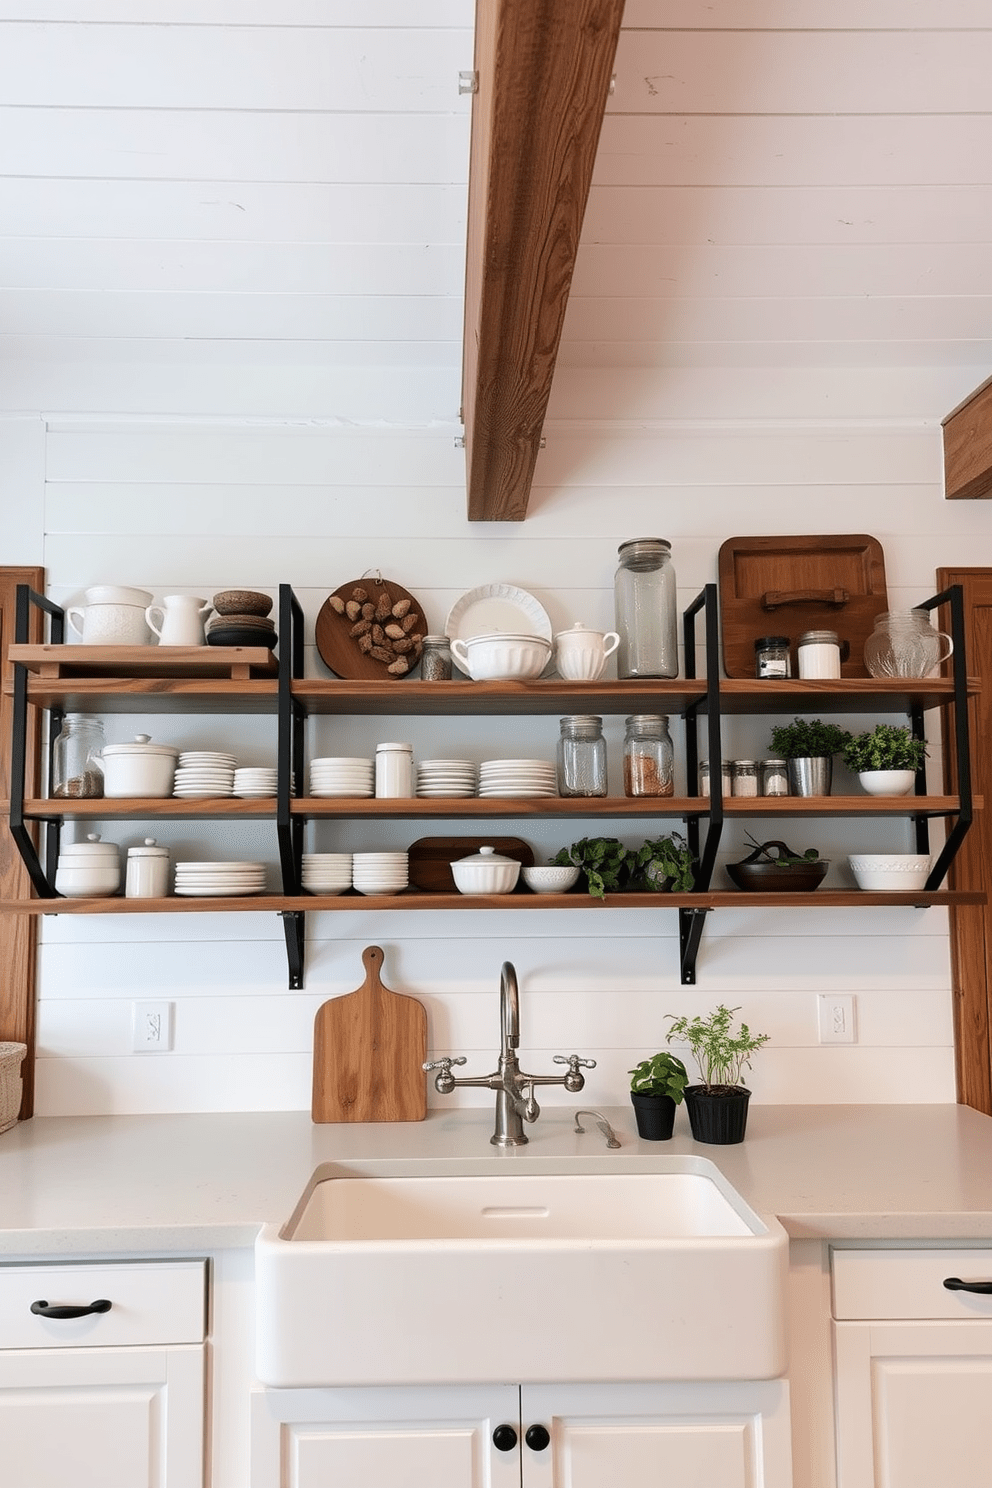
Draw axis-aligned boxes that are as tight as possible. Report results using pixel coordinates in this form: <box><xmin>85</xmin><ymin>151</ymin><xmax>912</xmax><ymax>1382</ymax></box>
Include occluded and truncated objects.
<box><xmin>3</xmin><ymin>1103</ymin><xmax>992</xmax><ymax>1257</ymax></box>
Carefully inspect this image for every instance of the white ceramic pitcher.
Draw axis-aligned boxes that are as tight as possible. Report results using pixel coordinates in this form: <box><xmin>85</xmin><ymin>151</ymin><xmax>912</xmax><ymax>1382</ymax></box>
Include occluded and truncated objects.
<box><xmin>553</xmin><ymin>623</ymin><xmax>621</xmax><ymax>681</ymax></box>
<box><xmin>145</xmin><ymin>595</ymin><xmax>212</xmax><ymax>647</ymax></box>
<box><xmin>66</xmin><ymin>586</ymin><xmax>153</xmax><ymax>646</ymax></box>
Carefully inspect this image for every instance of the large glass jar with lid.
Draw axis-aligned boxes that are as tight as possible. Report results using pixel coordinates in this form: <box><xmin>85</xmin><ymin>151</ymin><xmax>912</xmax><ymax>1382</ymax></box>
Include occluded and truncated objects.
<box><xmin>52</xmin><ymin>713</ymin><xmax>105</xmax><ymax>798</ymax></box>
<box><xmin>623</xmin><ymin>715</ymin><xmax>675</xmax><ymax>798</ymax></box>
<box><xmin>556</xmin><ymin>715</ymin><xmax>607</xmax><ymax>797</ymax></box>
<box><xmin>613</xmin><ymin>538</ymin><xmax>678</xmax><ymax>678</ymax></box>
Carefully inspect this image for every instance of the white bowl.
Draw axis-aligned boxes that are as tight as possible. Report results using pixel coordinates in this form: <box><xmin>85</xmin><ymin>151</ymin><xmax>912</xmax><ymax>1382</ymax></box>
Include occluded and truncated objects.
<box><xmin>522</xmin><ymin>865</ymin><xmax>581</xmax><ymax>893</ymax></box>
<box><xmin>449</xmin><ymin>632</ymin><xmax>552</xmax><ymax>681</ymax></box>
<box><xmin>450</xmin><ymin>845</ymin><xmax>521</xmax><ymax>894</ymax></box>
<box><xmin>54</xmin><ymin>865</ymin><xmax>121</xmax><ymax>897</ymax></box>
<box><xmin>848</xmin><ymin>854</ymin><xmax>931</xmax><ymax>892</ymax></box>
<box><xmin>857</xmin><ymin>770</ymin><xmax>917</xmax><ymax>797</ymax></box>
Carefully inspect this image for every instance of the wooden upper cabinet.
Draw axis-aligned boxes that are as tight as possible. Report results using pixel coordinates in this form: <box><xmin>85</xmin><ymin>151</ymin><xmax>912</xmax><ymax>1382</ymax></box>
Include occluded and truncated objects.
<box><xmin>943</xmin><ymin>374</ymin><xmax>992</xmax><ymax>500</ymax></box>
<box><xmin>462</xmin><ymin>0</ymin><xmax>626</xmax><ymax>521</ymax></box>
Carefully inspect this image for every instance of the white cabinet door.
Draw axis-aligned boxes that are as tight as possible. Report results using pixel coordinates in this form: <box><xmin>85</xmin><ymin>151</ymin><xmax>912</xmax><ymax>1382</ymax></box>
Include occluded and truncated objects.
<box><xmin>522</xmin><ymin>1382</ymin><xmax>793</xmax><ymax>1488</ymax></box>
<box><xmin>834</xmin><ymin>1319</ymin><xmax>992</xmax><ymax>1488</ymax></box>
<box><xmin>251</xmin><ymin>1383</ymin><xmax>522</xmax><ymax>1488</ymax></box>
<box><xmin>0</xmin><ymin>1345</ymin><xmax>204</xmax><ymax>1488</ymax></box>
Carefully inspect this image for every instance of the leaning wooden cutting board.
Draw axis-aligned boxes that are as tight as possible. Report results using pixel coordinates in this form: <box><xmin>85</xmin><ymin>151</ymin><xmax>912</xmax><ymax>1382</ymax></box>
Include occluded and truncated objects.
<box><xmin>312</xmin><ymin>945</ymin><xmax>427</xmax><ymax>1123</ymax></box>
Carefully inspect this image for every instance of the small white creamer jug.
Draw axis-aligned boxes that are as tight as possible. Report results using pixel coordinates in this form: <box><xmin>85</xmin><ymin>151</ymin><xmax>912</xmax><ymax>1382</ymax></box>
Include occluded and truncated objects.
<box><xmin>145</xmin><ymin>595</ymin><xmax>212</xmax><ymax>647</ymax></box>
<box><xmin>554</xmin><ymin>623</ymin><xmax>621</xmax><ymax>682</ymax></box>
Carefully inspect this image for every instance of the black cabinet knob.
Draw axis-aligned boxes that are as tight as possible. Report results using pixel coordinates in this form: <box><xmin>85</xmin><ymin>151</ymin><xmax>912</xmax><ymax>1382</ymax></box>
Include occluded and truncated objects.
<box><xmin>492</xmin><ymin>1424</ymin><xmax>518</xmax><ymax>1452</ymax></box>
<box><xmin>525</xmin><ymin>1424</ymin><xmax>551</xmax><ymax>1452</ymax></box>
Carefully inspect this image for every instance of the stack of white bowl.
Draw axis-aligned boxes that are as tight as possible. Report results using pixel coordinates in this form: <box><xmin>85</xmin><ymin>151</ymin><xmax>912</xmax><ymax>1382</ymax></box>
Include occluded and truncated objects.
<box><xmin>309</xmin><ymin>756</ymin><xmax>374</xmax><ymax>798</ymax></box>
<box><xmin>416</xmin><ymin>759</ymin><xmax>477</xmax><ymax>797</ymax></box>
<box><xmin>54</xmin><ymin>834</ymin><xmax>121</xmax><ymax>898</ymax></box>
<box><xmin>301</xmin><ymin>853</ymin><xmax>352</xmax><ymax>895</ymax></box>
<box><xmin>173</xmin><ymin>750</ymin><xmax>237</xmax><ymax>798</ymax></box>
<box><xmin>174</xmin><ymin>860</ymin><xmax>267</xmax><ymax>896</ymax></box>
<box><xmin>478</xmin><ymin>758</ymin><xmax>558</xmax><ymax>797</ymax></box>
<box><xmin>232</xmin><ymin>766</ymin><xmax>280</xmax><ymax>798</ymax></box>
<box><xmin>352</xmin><ymin>851</ymin><xmax>408</xmax><ymax>896</ymax></box>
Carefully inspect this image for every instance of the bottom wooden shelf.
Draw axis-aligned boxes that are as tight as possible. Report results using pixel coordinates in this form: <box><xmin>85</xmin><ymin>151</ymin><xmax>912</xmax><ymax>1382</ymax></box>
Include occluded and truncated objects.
<box><xmin>0</xmin><ymin>889</ymin><xmax>985</xmax><ymax>913</ymax></box>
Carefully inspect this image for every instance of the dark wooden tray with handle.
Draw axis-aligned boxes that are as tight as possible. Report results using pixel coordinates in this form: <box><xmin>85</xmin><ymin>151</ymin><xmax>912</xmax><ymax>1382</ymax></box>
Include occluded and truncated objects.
<box><xmin>718</xmin><ymin>534</ymin><xmax>888</xmax><ymax>678</ymax></box>
<box><xmin>408</xmin><ymin>835</ymin><xmax>534</xmax><ymax>893</ymax></box>
<box><xmin>312</xmin><ymin>945</ymin><xmax>427</xmax><ymax>1123</ymax></box>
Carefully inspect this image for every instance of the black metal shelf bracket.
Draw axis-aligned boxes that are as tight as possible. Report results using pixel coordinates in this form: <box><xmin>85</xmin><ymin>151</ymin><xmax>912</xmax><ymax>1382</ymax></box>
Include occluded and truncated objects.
<box><xmin>679</xmin><ymin>906</ymin><xmax>710</xmax><ymax>985</ymax></box>
<box><xmin>918</xmin><ymin>584</ymin><xmax>972</xmax><ymax>892</ymax></box>
<box><xmin>10</xmin><ymin>585</ymin><xmax>65</xmax><ymax>898</ymax></box>
<box><xmin>279</xmin><ymin>911</ymin><xmax>305</xmax><ymax>991</ymax></box>
<box><xmin>276</xmin><ymin>583</ymin><xmax>307</xmax><ymax>986</ymax></box>
<box><xmin>680</xmin><ymin>583</ymin><xmax>723</xmax><ymax>981</ymax></box>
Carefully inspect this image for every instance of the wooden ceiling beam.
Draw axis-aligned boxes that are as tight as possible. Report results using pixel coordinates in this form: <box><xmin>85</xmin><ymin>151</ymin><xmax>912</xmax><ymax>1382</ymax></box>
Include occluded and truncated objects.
<box><xmin>462</xmin><ymin>0</ymin><xmax>625</xmax><ymax>522</ymax></box>
<box><xmin>943</xmin><ymin>373</ymin><xmax>992</xmax><ymax>500</ymax></box>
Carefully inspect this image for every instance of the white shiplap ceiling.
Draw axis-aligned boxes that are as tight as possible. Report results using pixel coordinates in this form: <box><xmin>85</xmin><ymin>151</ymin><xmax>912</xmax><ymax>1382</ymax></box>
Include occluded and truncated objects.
<box><xmin>0</xmin><ymin>0</ymin><xmax>990</xmax><ymax>424</ymax></box>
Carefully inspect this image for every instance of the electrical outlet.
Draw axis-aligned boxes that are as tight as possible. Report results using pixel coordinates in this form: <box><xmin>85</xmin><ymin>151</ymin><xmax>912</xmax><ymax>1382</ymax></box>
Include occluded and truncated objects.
<box><xmin>818</xmin><ymin>993</ymin><xmax>856</xmax><ymax>1045</ymax></box>
<box><xmin>132</xmin><ymin>1000</ymin><xmax>174</xmax><ymax>1052</ymax></box>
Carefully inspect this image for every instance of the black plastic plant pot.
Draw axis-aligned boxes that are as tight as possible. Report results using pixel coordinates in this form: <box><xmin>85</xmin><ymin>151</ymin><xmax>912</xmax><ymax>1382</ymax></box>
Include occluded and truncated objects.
<box><xmin>684</xmin><ymin>1085</ymin><xmax>751</xmax><ymax>1145</ymax></box>
<box><xmin>630</xmin><ymin>1091</ymin><xmax>677</xmax><ymax>1141</ymax></box>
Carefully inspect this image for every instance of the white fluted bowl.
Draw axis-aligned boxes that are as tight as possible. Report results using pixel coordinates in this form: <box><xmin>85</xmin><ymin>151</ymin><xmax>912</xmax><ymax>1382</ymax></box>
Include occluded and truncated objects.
<box><xmin>449</xmin><ymin>632</ymin><xmax>552</xmax><ymax>681</ymax></box>
<box><xmin>522</xmin><ymin>865</ymin><xmax>581</xmax><ymax>893</ymax></box>
<box><xmin>848</xmin><ymin>854</ymin><xmax>931</xmax><ymax>891</ymax></box>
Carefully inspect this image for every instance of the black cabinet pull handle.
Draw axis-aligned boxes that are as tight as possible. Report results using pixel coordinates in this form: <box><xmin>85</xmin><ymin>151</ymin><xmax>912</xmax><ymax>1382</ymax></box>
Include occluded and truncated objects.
<box><xmin>30</xmin><ymin>1298</ymin><xmax>112</xmax><ymax>1319</ymax></box>
<box><xmin>944</xmin><ymin>1277</ymin><xmax>992</xmax><ymax>1294</ymax></box>
<box><xmin>525</xmin><ymin>1424</ymin><xmax>551</xmax><ymax>1452</ymax></box>
<box><xmin>492</xmin><ymin>1425</ymin><xmax>518</xmax><ymax>1452</ymax></box>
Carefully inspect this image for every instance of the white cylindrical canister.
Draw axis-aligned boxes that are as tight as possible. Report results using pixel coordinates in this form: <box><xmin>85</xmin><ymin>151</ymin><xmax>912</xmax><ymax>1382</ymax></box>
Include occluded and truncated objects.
<box><xmin>125</xmin><ymin>839</ymin><xmax>171</xmax><ymax>898</ymax></box>
<box><xmin>375</xmin><ymin>742</ymin><xmax>414</xmax><ymax>797</ymax></box>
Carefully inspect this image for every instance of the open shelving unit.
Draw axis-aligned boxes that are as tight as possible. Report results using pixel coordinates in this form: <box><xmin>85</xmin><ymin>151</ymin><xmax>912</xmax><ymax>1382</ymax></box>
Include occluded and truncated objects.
<box><xmin>2</xmin><ymin>582</ymin><xmax>983</xmax><ymax>988</ymax></box>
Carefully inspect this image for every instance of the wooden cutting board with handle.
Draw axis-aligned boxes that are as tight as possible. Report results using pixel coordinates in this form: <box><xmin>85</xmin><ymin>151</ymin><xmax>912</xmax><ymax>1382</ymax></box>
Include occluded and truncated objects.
<box><xmin>312</xmin><ymin>945</ymin><xmax>427</xmax><ymax>1123</ymax></box>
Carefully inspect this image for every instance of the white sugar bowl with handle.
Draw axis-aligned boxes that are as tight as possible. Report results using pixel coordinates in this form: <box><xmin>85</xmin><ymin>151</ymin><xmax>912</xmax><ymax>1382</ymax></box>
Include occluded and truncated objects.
<box><xmin>554</xmin><ymin>623</ymin><xmax>621</xmax><ymax>681</ymax></box>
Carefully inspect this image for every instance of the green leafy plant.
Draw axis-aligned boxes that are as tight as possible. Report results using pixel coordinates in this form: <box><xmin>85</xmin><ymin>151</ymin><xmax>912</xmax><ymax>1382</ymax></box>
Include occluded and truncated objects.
<box><xmin>665</xmin><ymin>1003</ymin><xmax>770</xmax><ymax>1092</ymax></box>
<box><xmin>628</xmin><ymin>1051</ymin><xmax>689</xmax><ymax>1103</ymax></box>
<box><xmin>552</xmin><ymin>837</ymin><xmax>631</xmax><ymax>899</ymax></box>
<box><xmin>842</xmin><ymin>724</ymin><xmax>928</xmax><ymax>773</ymax></box>
<box><xmin>768</xmin><ymin>717</ymin><xmax>853</xmax><ymax>759</ymax></box>
<box><xmin>629</xmin><ymin>831</ymin><xmax>695</xmax><ymax>892</ymax></box>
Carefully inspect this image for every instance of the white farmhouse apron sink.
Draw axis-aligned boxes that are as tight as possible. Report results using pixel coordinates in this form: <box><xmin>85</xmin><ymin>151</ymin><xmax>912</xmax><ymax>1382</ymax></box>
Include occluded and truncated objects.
<box><xmin>255</xmin><ymin>1156</ymin><xmax>788</xmax><ymax>1387</ymax></box>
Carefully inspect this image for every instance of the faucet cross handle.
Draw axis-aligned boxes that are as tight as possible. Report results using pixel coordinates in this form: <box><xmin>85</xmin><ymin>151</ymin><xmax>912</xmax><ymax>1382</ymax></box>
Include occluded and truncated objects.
<box><xmin>423</xmin><ymin>1055</ymin><xmax>467</xmax><ymax>1094</ymax></box>
<box><xmin>553</xmin><ymin>1054</ymin><xmax>597</xmax><ymax>1092</ymax></box>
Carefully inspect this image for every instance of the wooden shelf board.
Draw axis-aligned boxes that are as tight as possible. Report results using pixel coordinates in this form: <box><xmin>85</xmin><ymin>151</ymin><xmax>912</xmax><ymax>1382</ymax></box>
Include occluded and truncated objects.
<box><xmin>12</xmin><ymin>677</ymin><xmax>279</xmax><ymax>714</ymax></box>
<box><xmin>15</xmin><ymin>797</ymin><xmax>277</xmax><ymax>820</ymax></box>
<box><xmin>717</xmin><ymin>677</ymin><xmax>978</xmax><ymax>714</ymax></box>
<box><xmin>293</xmin><ymin>678</ymin><xmax>708</xmax><ymax>715</ymax></box>
<box><xmin>722</xmin><ymin>794</ymin><xmax>977</xmax><ymax>817</ymax></box>
<box><xmin>292</xmin><ymin>795</ymin><xmax>701</xmax><ymax>818</ymax></box>
<box><xmin>9</xmin><ymin>643</ymin><xmax>277</xmax><ymax>679</ymax></box>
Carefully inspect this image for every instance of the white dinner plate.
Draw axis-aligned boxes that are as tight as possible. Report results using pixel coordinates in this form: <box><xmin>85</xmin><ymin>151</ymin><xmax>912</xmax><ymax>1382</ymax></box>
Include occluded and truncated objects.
<box><xmin>445</xmin><ymin>584</ymin><xmax>552</xmax><ymax>675</ymax></box>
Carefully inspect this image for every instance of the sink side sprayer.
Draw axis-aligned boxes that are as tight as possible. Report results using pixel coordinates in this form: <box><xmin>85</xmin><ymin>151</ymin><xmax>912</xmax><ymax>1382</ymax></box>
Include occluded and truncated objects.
<box><xmin>423</xmin><ymin>961</ymin><xmax>596</xmax><ymax>1147</ymax></box>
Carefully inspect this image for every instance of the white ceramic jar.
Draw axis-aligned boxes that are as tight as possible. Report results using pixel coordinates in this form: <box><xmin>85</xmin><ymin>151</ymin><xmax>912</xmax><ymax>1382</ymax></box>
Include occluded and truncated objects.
<box><xmin>374</xmin><ymin>742</ymin><xmax>413</xmax><ymax>797</ymax></box>
<box><xmin>66</xmin><ymin>586</ymin><xmax>154</xmax><ymax>646</ymax></box>
<box><xmin>797</xmin><ymin>629</ymin><xmax>842</xmax><ymax>679</ymax></box>
<box><xmin>102</xmin><ymin>735</ymin><xmax>179</xmax><ymax>797</ymax></box>
<box><xmin>125</xmin><ymin>839</ymin><xmax>171</xmax><ymax>898</ymax></box>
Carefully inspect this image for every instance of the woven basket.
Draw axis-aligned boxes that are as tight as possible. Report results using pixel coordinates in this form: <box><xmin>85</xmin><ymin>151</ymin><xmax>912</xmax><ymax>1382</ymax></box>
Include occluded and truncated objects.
<box><xmin>0</xmin><ymin>1043</ymin><xmax>27</xmax><ymax>1134</ymax></box>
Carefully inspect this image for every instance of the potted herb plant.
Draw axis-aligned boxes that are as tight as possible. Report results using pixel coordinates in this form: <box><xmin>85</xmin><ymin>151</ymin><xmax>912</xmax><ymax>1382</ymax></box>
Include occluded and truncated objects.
<box><xmin>553</xmin><ymin>833</ymin><xmax>695</xmax><ymax>898</ymax></box>
<box><xmin>628</xmin><ymin>831</ymin><xmax>695</xmax><ymax>892</ymax></box>
<box><xmin>767</xmin><ymin>717</ymin><xmax>853</xmax><ymax>797</ymax></box>
<box><xmin>552</xmin><ymin>837</ymin><xmax>630</xmax><ymax>899</ymax></box>
<box><xmin>627</xmin><ymin>1051</ymin><xmax>689</xmax><ymax>1140</ymax></box>
<box><xmin>665</xmin><ymin>1003</ymin><xmax>769</xmax><ymax>1144</ymax></box>
<box><xmin>842</xmin><ymin>723</ymin><xmax>927</xmax><ymax>797</ymax></box>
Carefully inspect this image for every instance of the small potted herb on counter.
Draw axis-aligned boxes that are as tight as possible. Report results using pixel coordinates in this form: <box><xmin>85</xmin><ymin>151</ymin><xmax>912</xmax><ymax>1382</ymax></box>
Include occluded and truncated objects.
<box><xmin>767</xmin><ymin>717</ymin><xmax>853</xmax><ymax>797</ymax></box>
<box><xmin>666</xmin><ymin>1003</ymin><xmax>769</xmax><ymax>1144</ymax></box>
<box><xmin>628</xmin><ymin>1051</ymin><xmax>689</xmax><ymax>1140</ymax></box>
<box><xmin>842</xmin><ymin>723</ymin><xmax>927</xmax><ymax>797</ymax></box>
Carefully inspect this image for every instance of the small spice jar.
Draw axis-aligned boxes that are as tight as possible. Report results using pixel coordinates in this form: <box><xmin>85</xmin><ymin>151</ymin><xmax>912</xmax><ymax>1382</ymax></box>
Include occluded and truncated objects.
<box><xmin>761</xmin><ymin>758</ymin><xmax>790</xmax><ymax>797</ymax></box>
<box><xmin>798</xmin><ymin>629</ymin><xmax>842</xmax><ymax>679</ymax></box>
<box><xmin>754</xmin><ymin>635</ymin><xmax>791</xmax><ymax>679</ymax></box>
<box><xmin>375</xmin><ymin>742</ymin><xmax>414</xmax><ymax>798</ymax></box>
<box><xmin>622</xmin><ymin>714</ymin><xmax>675</xmax><ymax>798</ymax></box>
<box><xmin>699</xmin><ymin>759</ymin><xmax>733</xmax><ymax>797</ymax></box>
<box><xmin>556</xmin><ymin>715</ymin><xmax>607</xmax><ymax>797</ymax></box>
<box><xmin>731</xmin><ymin>759</ymin><xmax>760</xmax><ymax>797</ymax></box>
<box><xmin>420</xmin><ymin>635</ymin><xmax>452</xmax><ymax>681</ymax></box>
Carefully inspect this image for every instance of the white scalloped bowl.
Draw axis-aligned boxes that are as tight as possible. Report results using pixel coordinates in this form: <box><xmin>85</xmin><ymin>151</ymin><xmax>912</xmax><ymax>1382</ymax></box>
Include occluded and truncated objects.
<box><xmin>522</xmin><ymin>865</ymin><xmax>581</xmax><ymax>894</ymax></box>
<box><xmin>449</xmin><ymin>632</ymin><xmax>552</xmax><ymax>681</ymax></box>
<box><xmin>848</xmin><ymin>854</ymin><xmax>931</xmax><ymax>892</ymax></box>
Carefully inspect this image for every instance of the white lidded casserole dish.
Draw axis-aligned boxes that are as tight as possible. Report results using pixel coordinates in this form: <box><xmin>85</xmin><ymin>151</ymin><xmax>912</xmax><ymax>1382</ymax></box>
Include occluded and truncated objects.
<box><xmin>102</xmin><ymin>733</ymin><xmax>179</xmax><ymax>797</ymax></box>
<box><xmin>450</xmin><ymin>845</ymin><xmax>521</xmax><ymax>894</ymax></box>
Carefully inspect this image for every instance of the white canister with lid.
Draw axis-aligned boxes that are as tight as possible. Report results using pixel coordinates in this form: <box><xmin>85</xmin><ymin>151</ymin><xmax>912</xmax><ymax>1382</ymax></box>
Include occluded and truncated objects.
<box><xmin>797</xmin><ymin>629</ymin><xmax>842</xmax><ymax>679</ymax></box>
<box><xmin>66</xmin><ymin>585</ymin><xmax>154</xmax><ymax>646</ymax></box>
<box><xmin>102</xmin><ymin>734</ymin><xmax>179</xmax><ymax>797</ymax></box>
<box><xmin>125</xmin><ymin>839</ymin><xmax>171</xmax><ymax>898</ymax></box>
<box><xmin>375</xmin><ymin>742</ymin><xmax>413</xmax><ymax>798</ymax></box>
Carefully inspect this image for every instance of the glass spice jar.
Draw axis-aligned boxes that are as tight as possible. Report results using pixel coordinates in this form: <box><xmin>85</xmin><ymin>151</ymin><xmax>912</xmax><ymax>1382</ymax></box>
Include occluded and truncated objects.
<box><xmin>699</xmin><ymin>759</ymin><xmax>732</xmax><ymax>797</ymax></box>
<box><xmin>754</xmin><ymin>635</ymin><xmax>791</xmax><ymax>679</ymax></box>
<box><xmin>556</xmin><ymin>715</ymin><xmax>607</xmax><ymax>797</ymax></box>
<box><xmin>731</xmin><ymin>759</ymin><xmax>760</xmax><ymax>797</ymax></box>
<box><xmin>52</xmin><ymin>713</ymin><xmax>105</xmax><ymax>799</ymax></box>
<box><xmin>420</xmin><ymin>635</ymin><xmax>452</xmax><ymax>681</ymax></box>
<box><xmin>623</xmin><ymin>714</ymin><xmax>675</xmax><ymax>798</ymax></box>
<box><xmin>613</xmin><ymin>538</ymin><xmax>679</xmax><ymax>678</ymax></box>
<box><xmin>762</xmin><ymin>758</ymin><xmax>790</xmax><ymax>797</ymax></box>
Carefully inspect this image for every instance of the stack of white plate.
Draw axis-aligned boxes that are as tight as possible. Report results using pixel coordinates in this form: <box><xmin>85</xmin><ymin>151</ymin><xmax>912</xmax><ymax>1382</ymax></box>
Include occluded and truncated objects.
<box><xmin>232</xmin><ymin>766</ymin><xmax>279</xmax><ymax>798</ymax></box>
<box><xmin>174</xmin><ymin>860</ymin><xmax>267</xmax><ymax>896</ymax></box>
<box><xmin>309</xmin><ymin>756</ymin><xmax>374</xmax><ymax>798</ymax></box>
<box><xmin>416</xmin><ymin>759</ymin><xmax>478</xmax><ymax>798</ymax></box>
<box><xmin>302</xmin><ymin>853</ymin><xmax>352</xmax><ymax>895</ymax></box>
<box><xmin>477</xmin><ymin>758</ymin><xmax>558</xmax><ymax>797</ymax></box>
<box><xmin>352</xmin><ymin>851</ymin><xmax>408</xmax><ymax>896</ymax></box>
<box><xmin>173</xmin><ymin>750</ymin><xmax>237</xmax><ymax>798</ymax></box>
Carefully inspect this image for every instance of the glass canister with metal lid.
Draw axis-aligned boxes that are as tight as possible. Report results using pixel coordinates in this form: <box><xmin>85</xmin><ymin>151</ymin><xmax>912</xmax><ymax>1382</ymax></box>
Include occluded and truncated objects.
<box><xmin>52</xmin><ymin>713</ymin><xmax>105</xmax><ymax>799</ymax></box>
<box><xmin>556</xmin><ymin>715</ymin><xmax>607</xmax><ymax>797</ymax></box>
<box><xmin>613</xmin><ymin>538</ymin><xmax>679</xmax><ymax>678</ymax></box>
<box><xmin>623</xmin><ymin>715</ymin><xmax>675</xmax><ymax>798</ymax></box>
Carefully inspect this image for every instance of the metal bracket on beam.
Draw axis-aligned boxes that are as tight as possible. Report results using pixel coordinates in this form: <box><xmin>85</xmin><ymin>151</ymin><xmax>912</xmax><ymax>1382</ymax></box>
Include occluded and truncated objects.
<box><xmin>279</xmin><ymin>911</ymin><xmax>305</xmax><ymax>990</ymax></box>
<box><xmin>679</xmin><ymin>907</ymin><xmax>710</xmax><ymax>985</ymax></box>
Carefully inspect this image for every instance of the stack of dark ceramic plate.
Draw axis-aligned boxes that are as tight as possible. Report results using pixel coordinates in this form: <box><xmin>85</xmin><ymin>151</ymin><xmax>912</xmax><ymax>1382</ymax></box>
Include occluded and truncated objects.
<box><xmin>207</xmin><ymin>589</ymin><xmax>277</xmax><ymax>648</ymax></box>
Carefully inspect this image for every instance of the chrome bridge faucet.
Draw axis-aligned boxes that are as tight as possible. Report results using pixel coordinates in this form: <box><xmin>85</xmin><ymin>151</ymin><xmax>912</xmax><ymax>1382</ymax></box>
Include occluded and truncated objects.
<box><xmin>424</xmin><ymin>961</ymin><xmax>596</xmax><ymax>1148</ymax></box>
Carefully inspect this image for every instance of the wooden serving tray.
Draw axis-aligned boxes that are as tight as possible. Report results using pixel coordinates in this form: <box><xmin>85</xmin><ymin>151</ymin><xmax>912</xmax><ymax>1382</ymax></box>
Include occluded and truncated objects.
<box><xmin>8</xmin><ymin>644</ymin><xmax>278</xmax><ymax>680</ymax></box>
<box><xmin>408</xmin><ymin>835</ymin><xmax>534</xmax><ymax>893</ymax></box>
<box><xmin>717</xmin><ymin>534</ymin><xmax>888</xmax><ymax>679</ymax></box>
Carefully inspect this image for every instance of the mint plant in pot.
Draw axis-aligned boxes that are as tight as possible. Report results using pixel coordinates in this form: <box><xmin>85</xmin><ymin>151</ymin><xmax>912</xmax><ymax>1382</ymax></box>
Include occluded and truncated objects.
<box><xmin>842</xmin><ymin>723</ymin><xmax>927</xmax><ymax>797</ymax></box>
<box><xmin>628</xmin><ymin>1051</ymin><xmax>688</xmax><ymax>1140</ymax></box>
<box><xmin>767</xmin><ymin>717</ymin><xmax>853</xmax><ymax>797</ymax></box>
<box><xmin>665</xmin><ymin>1004</ymin><xmax>769</xmax><ymax>1144</ymax></box>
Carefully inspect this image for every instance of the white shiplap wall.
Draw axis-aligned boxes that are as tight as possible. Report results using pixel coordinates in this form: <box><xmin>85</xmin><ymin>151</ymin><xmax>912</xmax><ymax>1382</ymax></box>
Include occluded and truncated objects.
<box><xmin>1</xmin><ymin>0</ymin><xmax>991</xmax><ymax>1114</ymax></box>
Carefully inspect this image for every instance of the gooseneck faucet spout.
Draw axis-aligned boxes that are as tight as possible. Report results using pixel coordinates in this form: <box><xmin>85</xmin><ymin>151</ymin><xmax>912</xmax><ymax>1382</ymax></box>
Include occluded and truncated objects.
<box><xmin>500</xmin><ymin>961</ymin><xmax>519</xmax><ymax>1059</ymax></box>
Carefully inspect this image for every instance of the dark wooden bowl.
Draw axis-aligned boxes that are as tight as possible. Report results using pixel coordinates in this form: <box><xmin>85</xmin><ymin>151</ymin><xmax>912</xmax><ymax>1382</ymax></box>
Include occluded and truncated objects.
<box><xmin>726</xmin><ymin>859</ymin><xmax>828</xmax><ymax>893</ymax></box>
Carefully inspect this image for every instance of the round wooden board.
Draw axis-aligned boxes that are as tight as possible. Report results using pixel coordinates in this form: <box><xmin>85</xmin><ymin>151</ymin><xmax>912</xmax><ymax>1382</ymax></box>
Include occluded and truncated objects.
<box><xmin>315</xmin><ymin>577</ymin><xmax>427</xmax><ymax>680</ymax></box>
